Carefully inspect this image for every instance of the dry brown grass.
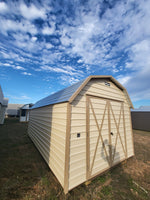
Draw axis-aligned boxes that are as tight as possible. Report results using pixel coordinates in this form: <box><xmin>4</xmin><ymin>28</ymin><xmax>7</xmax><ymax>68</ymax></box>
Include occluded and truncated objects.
<box><xmin>0</xmin><ymin>118</ymin><xmax>149</xmax><ymax>200</ymax></box>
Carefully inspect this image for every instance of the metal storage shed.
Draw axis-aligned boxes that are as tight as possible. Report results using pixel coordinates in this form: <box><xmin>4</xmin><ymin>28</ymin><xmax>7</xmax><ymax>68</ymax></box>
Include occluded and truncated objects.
<box><xmin>6</xmin><ymin>104</ymin><xmax>24</xmax><ymax>117</ymax></box>
<box><xmin>131</xmin><ymin>106</ymin><xmax>150</xmax><ymax>131</ymax></box>
<box><xmin>20</xmin><ymin>103</ymin><xmax>33</xmax><ymax>122</ymax></box>
<box><xmin>28</xmin><ymin>75</ymin><xmax>134</xmax><ymax>194</ymax></box>
<box><xmin>0</xmin><ymin>86</ymin><xmax>9</xmax><ymax>124</ymax></box>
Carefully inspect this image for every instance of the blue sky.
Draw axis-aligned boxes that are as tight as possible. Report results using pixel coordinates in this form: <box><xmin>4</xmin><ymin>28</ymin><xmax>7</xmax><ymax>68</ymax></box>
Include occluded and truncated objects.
<box><xmin>0</xmin><ymin>0</ymin><xmax>150</xmax><ymax>108</ymax></box>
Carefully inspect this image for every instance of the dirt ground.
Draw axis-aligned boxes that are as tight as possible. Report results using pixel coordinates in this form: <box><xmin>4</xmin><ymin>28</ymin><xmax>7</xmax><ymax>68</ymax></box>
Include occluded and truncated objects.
<box><xmin>0</xmin><ymin>118</ymin><xmax>149</xmax><ymax>200</ymax></box>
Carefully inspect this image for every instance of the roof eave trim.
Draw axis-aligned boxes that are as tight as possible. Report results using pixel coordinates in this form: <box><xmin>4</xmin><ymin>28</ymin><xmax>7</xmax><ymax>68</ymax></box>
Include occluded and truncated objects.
<box><xmin>69</xmin><ymin>76</ymin><xmax>91</xmax><ymax>103</ymax></box>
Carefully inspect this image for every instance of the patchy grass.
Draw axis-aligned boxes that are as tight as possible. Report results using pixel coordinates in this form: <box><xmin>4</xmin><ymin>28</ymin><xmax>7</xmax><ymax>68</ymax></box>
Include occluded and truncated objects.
<box><xmin>0</xmin><ymin>118</ymin><xmax>150</xmax><ymax>200</ymax></box>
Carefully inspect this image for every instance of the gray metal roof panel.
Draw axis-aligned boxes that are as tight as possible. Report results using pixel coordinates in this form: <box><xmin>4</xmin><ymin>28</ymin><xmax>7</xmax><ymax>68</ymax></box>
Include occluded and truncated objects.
<box><xmin>32</xmin><ymin>79</ymin><xmax>85</xmax><ymax>109</ymax></box>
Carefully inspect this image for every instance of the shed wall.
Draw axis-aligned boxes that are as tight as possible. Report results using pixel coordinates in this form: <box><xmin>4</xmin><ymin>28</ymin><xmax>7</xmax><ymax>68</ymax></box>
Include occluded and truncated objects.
<box><xmin>131</xmin><ymin>112</ymin><xmax>150</xmax><ymax>131</ymax></box>
<box><xmin>0</xmin><ymin>104</ymin><xmax>2</xmax><ymax>124</ymax></box>
<box><xmin>28</xmin><ymin>102</ymin><xmax>67</xmax><ymax>187</ymax></box>
<box><xmin>69</xmin><ymin>79</ymin><xmax>134</xmax><ymax>190</ymax></box>
<box><xmin>0</xmin><ymin>105</ymin><xmax>6</xmax><ymax>124</ymax></box>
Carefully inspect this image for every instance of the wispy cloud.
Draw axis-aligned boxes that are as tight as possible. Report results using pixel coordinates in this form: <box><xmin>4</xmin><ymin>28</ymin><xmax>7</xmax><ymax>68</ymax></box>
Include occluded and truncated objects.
<box><xmin>0</xmin><ymin>2</ymin><xmax>8</xmax><ymax>13</ymax></box>
<box><xmin>22</xmin><ymin>72</ymin><xmax>32</xmax><ymax>76</ymax></box>
<box><xmin>40</xmin><ymin>65</ymin><xmax>83</xmax><ymax>76</ymax></box>
<box><xmin>20</xmin><ymin>3</ymin><xmax>46</xmax><ymax>20</ymax></box>
<box><xmin>60</xmin><ymin>75</ymin><xmax>80</xmax><ymax>85</ymax></box>
<box><xmin>7</xmin><ymin>94</ymin><xmax>31</xmax><ymax>100</ymax></box>
<box><xmin>42</xmin><ymin>25</ymin><xmax>55</xmax><ymax>35</ymax></box>
<box><xmin>2</xmin><ymin>63</ymin><xmax>25</xmax><ymax>70</ymax></box>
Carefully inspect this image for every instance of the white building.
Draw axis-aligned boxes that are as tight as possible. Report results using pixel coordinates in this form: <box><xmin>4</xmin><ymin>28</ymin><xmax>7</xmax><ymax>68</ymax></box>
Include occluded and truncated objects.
<box><xmin>6</xmin><ymin>104</ymin><xmax>24</xmax><ymax>117</ymax></box>
<box><xmin>0</xmin><ymin>86</ymin><xmax>9</xmax><ymax>124</ymax></box>
<box><xmin>20</xmin><ymin>104</ymin><xmax>33</xmax><ymax>122</ymax></box>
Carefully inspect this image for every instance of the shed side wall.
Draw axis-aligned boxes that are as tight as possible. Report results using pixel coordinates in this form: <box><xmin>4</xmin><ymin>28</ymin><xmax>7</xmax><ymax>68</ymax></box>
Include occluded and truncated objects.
<box><xmin>131</xmin><ymin>112</ymin><xmax>150</xmax><ymax>131</ymax></box>
<box><xmin>0</xmin><ymin>105</ymin><xmax>6</xmax><ymax>124</ymax></box>
<box><xmin>28</xmin><ymin>103</ymin><xmax>67</xmax><ymax>187</ymax></box>
<box><xmin>69</xmin><ymin>79</ymin><xmax>134</xmax><ymax>190</ymax></box>
<box><xmin>0</xmin><ymin>104</ymin><xmax>2</xmax><ymax>124</ymax></box>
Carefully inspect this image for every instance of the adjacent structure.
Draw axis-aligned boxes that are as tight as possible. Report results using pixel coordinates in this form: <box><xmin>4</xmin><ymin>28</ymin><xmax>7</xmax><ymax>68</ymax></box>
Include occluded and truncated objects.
<box><xmin>6</xmin><ymin>104</ymin><xmax>24</xmax><ymax>117</ymax></box>
<box><xmin>28</xmin><ymin>75</ymin><xmax>134</xmax><ymax>194</ymax></box>
<box><xmin>20</xmin><ymin>103</ymin><xmax>33</xmax><ymax>122</ymax></box>
<box><xmin>131</xmin><ymin>106</ymin><xmax>150</xmax><ymax>131</ymax></box>
<box><xmin>0</xmin><ymin>86</ymin><xmax>9</xmax><ymax>124</ymax></box>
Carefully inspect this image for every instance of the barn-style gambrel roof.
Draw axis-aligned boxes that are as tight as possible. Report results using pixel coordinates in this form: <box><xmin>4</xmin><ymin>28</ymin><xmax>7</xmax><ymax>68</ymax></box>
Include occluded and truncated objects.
<box><xmin>32</xmin><ymin>75</ymin><xmax>133</xmax><ymax>109</ymax></box>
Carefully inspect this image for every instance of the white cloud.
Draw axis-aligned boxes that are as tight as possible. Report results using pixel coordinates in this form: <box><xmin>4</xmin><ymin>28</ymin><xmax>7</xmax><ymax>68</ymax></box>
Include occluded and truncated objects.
<box><xmin>41</xmin><ymin>65</ymin><xmax>72</xmax><ymax>74</ymax></box>
<box><xmin>0</xmin><ymin>19</ymin><xmax>37</xmax><ymax>35</ymax></box>
<box><xmin>31</xmin><ymin>36</ymin><xmax>37</xmax><ymax>42</ymax></box>
<box><xmin>60</xmin><ymin>33</ymin><xmax>72</xmax><ymax>47</ymax></box>
<box><xmin>60</xmin><ymin>75</ymin><xmax>80</xmax><ymax>85</ymax></box>
<box><xmin>8</xmin><ymin>94</ymin><xmax>31</xmax><ymax>100</ymax></box>
<box><xmin>0</xmin><ymin>2</ymin><xmax>8</xmax><ymax>13</ymax></box>
<box><xmin>20</xmin><ymin>3</ymin><xmax>46</xmax><ymax>20</ymax></box>
<box><xmin>40</xmin><ymin>65</ymin><xmax>83</xmax><ymax>77</ymax></box>
<box><xmin>22</xmin><ymin>72</ymin><xmax>32</xmax><ymax>76</ymax></box>
<box><xmin>14</xmin><ymin>66</ymin><xmax>25</xmax><ymax>70</ymax></box>
<box><xmin>42</xmin><ymin>26</ymin><xmax>55</xmax><ymax>35</ymax></box>
<box><xmin>3</xmin><ymin>63</ymin><xmax>25</xmax><ymax>70</ymax></box>
<box><xmin>3</xmin><ymin>63</ymin><xmax>11</xmax><ymax>67</ymax></box>
<box><xmin>45</xmin><ymin>43</ymin><xmax>53</xmax><ymax>49</ymax></box>
<box><xmin>117</xmin><ymin>75</ymin><xmax>131</xmax><ymax>85</ymax></box>
<box><xmin>77</xmin><ymin>59</ymin><xmax>83</xmax><ymax>63</ymax></box>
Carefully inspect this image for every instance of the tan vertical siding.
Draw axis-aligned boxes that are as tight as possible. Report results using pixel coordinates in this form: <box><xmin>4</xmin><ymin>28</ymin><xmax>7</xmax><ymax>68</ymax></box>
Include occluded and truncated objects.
<box><xmin>28</xmin><ymin>103</ymin><xmax>67</xmax><ymax>187</ymax></box>
<box><xmin>68</xmin><ymin>78</ymin><xmax>134</xmax><ymax>191</ymax></box>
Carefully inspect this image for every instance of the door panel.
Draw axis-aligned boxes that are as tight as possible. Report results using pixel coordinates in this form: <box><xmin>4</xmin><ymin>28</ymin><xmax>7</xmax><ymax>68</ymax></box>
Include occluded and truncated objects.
<box><xmin>109</xmin><ymin>101</ymin><xmax>126</xmax><ymax>165</ymax></box>
<box><xmin>88</xmin><ymin>97</ymin><xmax>110</xmax><ymax>177</ymax></box>
<box><xmin>87</xmin><ymin>96</ymin><xmax>127</xmax><ymax>178</ymax></box>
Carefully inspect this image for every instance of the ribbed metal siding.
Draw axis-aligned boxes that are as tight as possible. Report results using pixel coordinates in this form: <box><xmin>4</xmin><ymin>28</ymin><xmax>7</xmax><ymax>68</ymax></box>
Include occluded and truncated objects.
<box><xmin>131</xmin><ymin>112</ymin><xmax>150</xmax><ymax>131</ymax></box>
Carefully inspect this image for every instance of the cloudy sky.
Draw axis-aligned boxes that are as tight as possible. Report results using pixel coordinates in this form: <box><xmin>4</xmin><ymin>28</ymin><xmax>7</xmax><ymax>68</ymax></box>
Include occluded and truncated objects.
<box><xmin>0</xmin><ymin>0</ymin><xmax>150</xmax><ymax>108</ymax></box>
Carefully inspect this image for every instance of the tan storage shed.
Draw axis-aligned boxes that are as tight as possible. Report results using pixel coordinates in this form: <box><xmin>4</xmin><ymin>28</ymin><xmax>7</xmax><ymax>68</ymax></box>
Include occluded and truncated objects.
<box><xmin>28</xmin><ymin>75</ymin><xmax>134</xmax><ymax>194</ymax></box>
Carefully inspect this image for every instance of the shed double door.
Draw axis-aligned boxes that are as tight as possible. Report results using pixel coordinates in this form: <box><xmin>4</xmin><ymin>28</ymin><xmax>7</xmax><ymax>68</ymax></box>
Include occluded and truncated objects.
<box><xmin>86</xmin><ymin>95</ymin><xmax>127</xmax><ymax>179</ymax></box>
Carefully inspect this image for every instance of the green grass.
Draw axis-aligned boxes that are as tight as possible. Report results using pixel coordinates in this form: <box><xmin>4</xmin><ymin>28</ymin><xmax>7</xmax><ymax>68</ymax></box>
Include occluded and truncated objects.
<box><xmin>0</xmin><ymin>118</ymin><xmax>150</xmax><ymax>200</ymax></box>
<box><xmin>97</xmin><ymin>174</ymin><xmax>108</xmax><ymax>184</ymax></box>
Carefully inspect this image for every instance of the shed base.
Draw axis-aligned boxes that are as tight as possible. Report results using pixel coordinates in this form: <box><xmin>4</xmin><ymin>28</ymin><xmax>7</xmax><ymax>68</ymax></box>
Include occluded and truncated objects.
<box><xmin>67</xmin><ymin>155</ymin><xmax>134</xmax><ymax>194</ymax></box>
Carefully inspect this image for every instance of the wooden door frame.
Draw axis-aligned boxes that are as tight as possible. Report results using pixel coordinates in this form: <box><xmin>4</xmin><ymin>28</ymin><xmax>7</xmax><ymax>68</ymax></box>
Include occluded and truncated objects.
<box><xmin>86</xmin><ymin>94</ymin><xmax>127</xmax><ymax>180</ymax></box>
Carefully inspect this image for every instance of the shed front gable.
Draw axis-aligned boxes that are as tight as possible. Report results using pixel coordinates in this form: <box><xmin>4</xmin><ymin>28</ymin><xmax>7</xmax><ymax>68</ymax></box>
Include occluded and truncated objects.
<box><xmin>69</xmin><ymin>76</ymin><xmax>133</xmax><ymax>109</ymax></box>
<box><xmin>68</xmin><ymin>77</ymin><xmax>134</xmax><ymax>191</ymax></box>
